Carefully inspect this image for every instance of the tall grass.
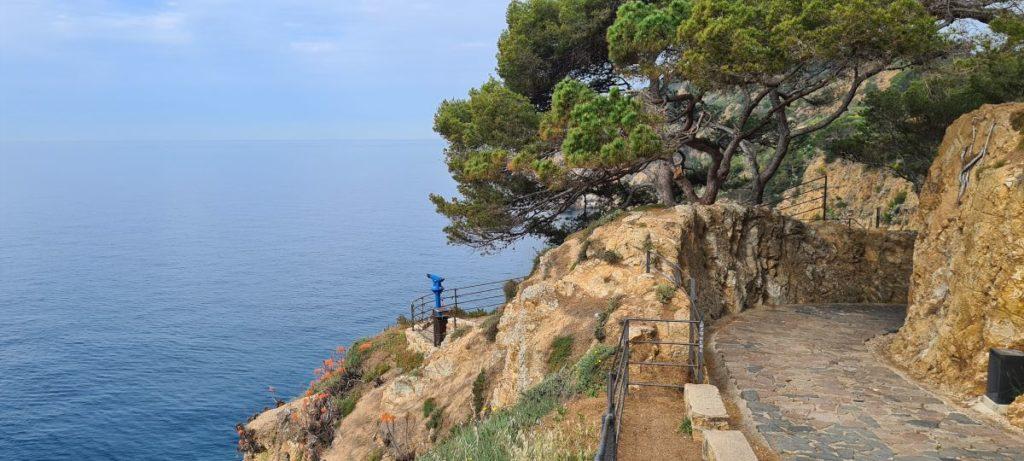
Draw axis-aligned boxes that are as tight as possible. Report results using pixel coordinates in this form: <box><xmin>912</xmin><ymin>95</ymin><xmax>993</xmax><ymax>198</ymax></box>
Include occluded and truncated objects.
<box><xmin>420</xmin><ymin>373</ymin><xmax>571</xmax><ymax>461</ymax></box>
<box><xmin>420</xmin><ymin>344</ymin><xmax>616</xmax><ymax>460</ymax></box>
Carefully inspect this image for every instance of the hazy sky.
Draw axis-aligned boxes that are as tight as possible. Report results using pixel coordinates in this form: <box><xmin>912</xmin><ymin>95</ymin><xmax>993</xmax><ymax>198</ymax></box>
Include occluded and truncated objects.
<box><xmin>0</xmin><ymin>1</ymin><xmax>509</xmax><ymax>141</ymax></box>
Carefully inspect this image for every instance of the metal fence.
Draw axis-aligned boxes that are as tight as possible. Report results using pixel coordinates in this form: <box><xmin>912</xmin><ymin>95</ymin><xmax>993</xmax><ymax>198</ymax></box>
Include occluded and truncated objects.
<box><xmin>772</xmin><ymin>174</ymin><xmax>828</xmax><ymax>221</ymax></box>
<box><xmin>594</xmin><ymin>278</ymin><xmax>705</xmax><ymax>461</ymax></box>
<box><xmin>408</xmin><ymin>277</ymin><xmax>523</xmax><ymax>328</ymax></box>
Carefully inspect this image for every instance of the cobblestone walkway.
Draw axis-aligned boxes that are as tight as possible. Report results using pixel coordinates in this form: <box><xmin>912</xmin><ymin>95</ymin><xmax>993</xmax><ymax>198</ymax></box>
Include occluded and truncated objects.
<box><xmin>713</xmin><ymin>304</ymin><xmax>1024</xmax><ymax>461</ymax></box>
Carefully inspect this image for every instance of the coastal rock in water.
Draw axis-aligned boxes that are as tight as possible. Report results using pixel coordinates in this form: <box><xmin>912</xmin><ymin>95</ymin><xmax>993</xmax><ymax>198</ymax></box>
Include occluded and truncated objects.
<box><xmin>888</xmin><ymin>103</ymin><xmax>1024</xmax><ymax>425</ymax></box>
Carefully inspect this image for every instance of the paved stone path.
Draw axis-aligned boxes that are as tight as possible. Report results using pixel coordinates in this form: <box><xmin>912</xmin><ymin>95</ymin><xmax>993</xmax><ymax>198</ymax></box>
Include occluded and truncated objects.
<box><xmin>713</xmin><ymin>304</ymin><xmax>1024</xmax><ymax>461</ymax></box>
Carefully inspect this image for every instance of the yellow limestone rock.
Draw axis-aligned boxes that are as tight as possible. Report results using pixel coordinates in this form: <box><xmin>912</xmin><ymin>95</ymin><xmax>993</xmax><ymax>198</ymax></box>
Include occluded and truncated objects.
<box><xmin>243</xmin><ymin>203</ymin><xmax>916</xmax><ymax>459</ymax></box>
<box><xmin>888</xmin><ymin>103</ymin><xmax>1024</xmax><ymax>429</ymax></box>
<box><xmin>777</xmin><ymin>154</ymin><xmax>920</xmax><ymax>230</ymax></box>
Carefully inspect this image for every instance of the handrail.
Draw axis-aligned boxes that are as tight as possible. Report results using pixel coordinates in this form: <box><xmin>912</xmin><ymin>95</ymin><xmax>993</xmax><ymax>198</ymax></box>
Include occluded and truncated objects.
<box><xmin>595</xmin><ymin>276</ymin><xmax>704</xmax><ymax>461</ymax></box>
<box><xmin>771</xmin><ymin>174</ymin><xmax>828</xmax><ymax>221</ymax></box>
<box><xmin>407</xmin><ymin>276</ymin><xmax>524</xmax><ymax>329</ymax></box>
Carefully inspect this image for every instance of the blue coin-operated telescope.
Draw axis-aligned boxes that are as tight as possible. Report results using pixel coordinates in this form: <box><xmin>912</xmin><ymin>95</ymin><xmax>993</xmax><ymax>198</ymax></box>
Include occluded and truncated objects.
<box><xmin>427</xmin><ymin>274</ymin><xmax>448</xmax><ymax>346</ymax></box>
<box><xmin>427</xmin><ymin>274</ymin><xmax>445</xmax><ymax>311</ymax></box>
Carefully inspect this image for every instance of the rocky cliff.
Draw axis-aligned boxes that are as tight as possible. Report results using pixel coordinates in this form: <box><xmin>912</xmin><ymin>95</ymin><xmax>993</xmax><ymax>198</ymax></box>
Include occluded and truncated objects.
<box><xmin>776</xmin><ymin>154</ymin><xmax>920</xmax><ymax>230</ymax></box>
<box><xmin>887</xmin><ymin>103</ymin><xmax>1024</xmax><ymax>428</ymax></box>
<box><xmin>241</xmin><ymin>204</ymin><xmax>914</xmax><ymax>460</ymax></box>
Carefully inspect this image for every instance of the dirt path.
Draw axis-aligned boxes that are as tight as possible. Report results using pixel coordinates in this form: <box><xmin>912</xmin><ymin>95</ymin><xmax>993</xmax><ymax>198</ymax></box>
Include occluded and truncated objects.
<box><xmin>617</xmin><ymin>387</ymin><xmax>703</xmax><ymax>461</ymax></box>
<box><xmin>712</xmin><ymin>304</ymin><xmax>1024</xmax><ymax>461</ymax></box>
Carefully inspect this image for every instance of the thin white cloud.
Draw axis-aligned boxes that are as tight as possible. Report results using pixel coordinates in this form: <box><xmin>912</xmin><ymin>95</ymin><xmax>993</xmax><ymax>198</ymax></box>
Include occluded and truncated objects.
<box><xmin>290</xmin><ymin>40</ymin><xmax>339</xmax><ymax>54</ymax></box>
<box><xmin>51</xmin><ymin>11</ymin><xmax>192</xmax><ymax>44</ymax></box>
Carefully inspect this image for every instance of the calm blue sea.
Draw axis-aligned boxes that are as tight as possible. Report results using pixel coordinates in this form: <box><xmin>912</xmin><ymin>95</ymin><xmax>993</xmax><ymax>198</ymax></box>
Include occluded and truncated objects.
<box><xmin>0</xmin><ymin>140</ymin><xmax>538</xmax><ymax>460</ymax></box>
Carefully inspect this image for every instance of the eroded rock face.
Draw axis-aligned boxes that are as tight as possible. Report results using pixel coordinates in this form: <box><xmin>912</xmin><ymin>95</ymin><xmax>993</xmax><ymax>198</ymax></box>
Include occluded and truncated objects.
<box><xmin>492</xmin><ymin>204</ymin><xmax>914</xmax><ymax>405</ymax></box>
<box><xmin>888</xmin><ymin>103</ymin><xmax>1024</xmax><ymax>417</ymax></box>
<box><xmin>1009</xmin><ymin>396</ymin><xmax>1024</xmax><ymax>429</ymax></box>
<box><xmin>244</xmin><ymin>204</ymin><xmax>915</xmax><ymax>459</ymax></box>
<box><xmin>776</xmin><ymin>154</ymin><xmax>920</xmax><ymax>230</ymax></box>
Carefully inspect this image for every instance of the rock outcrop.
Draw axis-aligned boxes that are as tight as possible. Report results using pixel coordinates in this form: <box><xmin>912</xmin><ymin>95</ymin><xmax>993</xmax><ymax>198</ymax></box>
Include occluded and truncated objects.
<box><xmin>243</xmin><ymin>204</ymin><xmax>915</xmax><ymax>460</ymax></box>
<box><xmin>887</xmin><ymin>103</ymin><xmax>1024</xmax><ymax>424</ymax></box>
<box><xmin>493</xmin><ymin>205</ymin><xmax>913</xmax><ymax>406</ymax></box>
<box><xmin>776</xmin><ymin>154</ymin><xmax>919</xmax><ymax>230</ymax></box>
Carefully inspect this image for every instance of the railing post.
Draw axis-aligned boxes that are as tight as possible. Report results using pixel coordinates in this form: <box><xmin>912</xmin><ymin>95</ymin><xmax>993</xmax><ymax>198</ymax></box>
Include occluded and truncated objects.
<box><xmin>623</xmin><ymin>321</ymin><xmax>630</xmax><ymax>398</ymax></box>
<box><xmin>452</xmin><ymin>288</ymin><xmax>459</xmax><ymax>329</ymax></box>
<box><xmin>697</xmin><ymin>320</ymin><xmax>705</xmax><ymax>383</ymax></box>
<box><xmin>821</xmin><ymin>174</ymin><xmax>828</xmax><ymax>221</ymax></box>
<box><xmin>645</xmin><ymin>248</ymin><xmax>651</xmax><ymax>274</ymax></box>
<box><xmin>875</xmin><ymin>207</ymin><xmax>881</xmax><ymax>228</ymax></box>
<box><xmin>607</xmin><ymin>371</ymin><xmax>616</xmax><ymax>409</ymax></box>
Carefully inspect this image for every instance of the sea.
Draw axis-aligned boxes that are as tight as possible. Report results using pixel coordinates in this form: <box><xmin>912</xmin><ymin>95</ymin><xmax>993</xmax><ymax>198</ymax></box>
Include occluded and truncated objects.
<box><xmin>0</xmin><ymin>140</ymin><xmax>539</xmax><ymax>460</ymax></box>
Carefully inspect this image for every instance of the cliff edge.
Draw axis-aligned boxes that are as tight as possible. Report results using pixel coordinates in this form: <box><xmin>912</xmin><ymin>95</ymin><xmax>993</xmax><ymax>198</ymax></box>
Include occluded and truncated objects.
<box><xmin>241</xmin><ymin>204</ymin><xmax>914</xmax><ymax>460</ymax></box>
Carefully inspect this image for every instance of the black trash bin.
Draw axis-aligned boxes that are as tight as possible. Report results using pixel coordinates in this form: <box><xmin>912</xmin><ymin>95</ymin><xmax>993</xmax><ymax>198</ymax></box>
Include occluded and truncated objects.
<box><xmin>987</xmin><ymin>348</ymin><xmax>1024</xmax><ymax>405</ymax></box>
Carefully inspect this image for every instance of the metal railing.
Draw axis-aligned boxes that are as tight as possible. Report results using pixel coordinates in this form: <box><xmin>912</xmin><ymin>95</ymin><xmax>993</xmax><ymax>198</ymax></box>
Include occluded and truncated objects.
<box><xmin>408</xmin><ymin>277</ymin><xmax>523</xmax><ymax>328</ymax></box>
<box><xmin>595</xmin><ymin>278</ymin><xmax>704</xmax><ymax>461</ymax></box>
<box><xmin>772</xmin><ymin>174</ymin><xmax>828</xmax><ymax>221</ymax></box>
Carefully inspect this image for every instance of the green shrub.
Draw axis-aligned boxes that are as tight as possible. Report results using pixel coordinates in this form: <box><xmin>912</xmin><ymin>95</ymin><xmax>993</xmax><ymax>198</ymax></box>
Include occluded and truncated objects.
<box><xmin>450</xmin><ymin>307</ymin><xmax>489</xmax><ymax>318</ymax></box>
<box><xmin>882</xmin><ymin>190</ymin><xmax>909</xmax><ymax>224</ymax></box>
<box><xmin>472</xmin><ymin>370</ymin><xmax>488</xmax><ymax>417</ymax></box>
<box><xmin>530</xmin><ymin>247</ymin><xmax>553</xmax><ymax>276</ymax></box>
<box><xmin>448</xmin><ymin>326</ymin><xmax>471</xmax><ymax>341</ymax></box>
<box><xmin>580</xmin><ymin>210</ymin><xmax>624</xmax><ymax>240</ymax></box>
<box><xmin>1012</xmin><ymin>109</ymin><xmax>1024</xmax><ymax>132</ymax></box>
<box><xmin>594</xmin><ymin>295</ymin><xmax>624</xmax><ymax>342</ymax></box>
<box><xmin>574</xmin><ymin>345</ymin><xmax>617</xmax><ymax>396</ymax></box>
<box><xmin>677</xmin><ymin>417</ymin><xmax>693</xmax><ymax>435</ymax></box>
<box><xmin>346</xmin><ymin>338</ymin><xmax>372</xmax><ymax>372</ymax></box>
<box><xmin>420</xmin><ymin>372</ymin><xmax>572</xmax><ymax>461</ymax></box>
<box><xmin>655</xmin><ymin>284</ymin><xmax>676</xmax><ymax>304</ymax></box>
<box><xmin>363</xmin><ymin>363</ymin><xmax>391</xmax><ymax>382</ymax></box>
<box><xmin>422</xmin><ymin>398</ymin><xmax>438</xmax><ymax>418</ymax></box>
<box><xmin>426</xmin><ymin>406</ymin><xmax>444</xmax><ymax>431</ymax></box>
<box><xmin>482</xmin><ymin>308</ymin><xmax>503</xmax><ymax>342</ymax></box>
<box><xmin>547</xmin><ymin>336</ymin><xmax>574</xmax><ymax>372</ymax></box>
<box><xmin>597</xmin><ymin>249</ymin><xmax>622</xmax><ymax>264</ymax></box>
<box><xmin>576</xmin><ymin>239</ymin><xmax>592</xmax><ymax>264</ymax></box>
<box><xmin>334</xmin><ymin>392</ymin><xmax>360</xmax><ymax>419</ymax></box>
<box><xmin>421</xmin><ymin>347</ymin><xmax>622</xmax><ymax>460</ymax></box>
<box><xmin>395</xmin><ymin>315</ymin><xmax>412</xmax><ymax>328</ymax></box>
<box><xmin>503</xmin><ymin>280</ymin><xmax>520</xmax><ymax>301</ymax></box>
<box><xmin>423</xmin><ymin>397</ymin><xmax>444</xmax><ymax>431</ymax></box>
<box><xmin>367</xmin><ymin>447</ymin><xmax>384</xmax><ymax>461</ymax></box>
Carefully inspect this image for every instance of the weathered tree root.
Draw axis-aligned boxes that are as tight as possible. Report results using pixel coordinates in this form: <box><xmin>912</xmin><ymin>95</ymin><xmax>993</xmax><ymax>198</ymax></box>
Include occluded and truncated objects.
<box><xmin>957</xmin><ymin>120</ymin><xmax>996</xmax><ymax>204</ymax></box>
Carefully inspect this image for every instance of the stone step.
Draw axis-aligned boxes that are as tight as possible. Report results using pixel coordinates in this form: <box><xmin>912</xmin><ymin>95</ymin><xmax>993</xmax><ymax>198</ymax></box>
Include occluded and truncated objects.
<box><xmin>684</xmin><ymin>383</ymin><xmax>730</xmax><ymax>443</ymax></box>
<box><xmin>702</xmin><ymin>430</ymin><xmax>757</xmax><ymax>461</ymax></box>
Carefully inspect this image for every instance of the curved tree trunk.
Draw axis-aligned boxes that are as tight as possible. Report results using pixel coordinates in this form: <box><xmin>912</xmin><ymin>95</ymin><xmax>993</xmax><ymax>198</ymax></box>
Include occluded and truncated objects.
<box><xmin>651</xmin><ymin>159</ymin><xmax>677</xmax><ymax>206</ymax></box>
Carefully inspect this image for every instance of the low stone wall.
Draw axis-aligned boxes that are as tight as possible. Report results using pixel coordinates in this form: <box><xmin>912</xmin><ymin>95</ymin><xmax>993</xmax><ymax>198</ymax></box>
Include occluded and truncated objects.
<box><xmin>674</xmin><ymin>204</ymin><xmax>914</xmax><ymax>319</ymax></box>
